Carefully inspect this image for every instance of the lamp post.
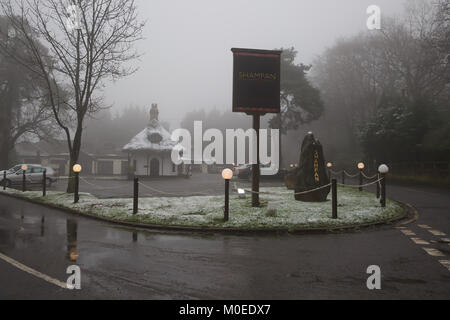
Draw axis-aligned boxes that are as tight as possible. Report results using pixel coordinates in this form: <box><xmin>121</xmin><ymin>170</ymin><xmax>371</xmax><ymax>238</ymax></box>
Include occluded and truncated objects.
<box><xmin>73</xmin><ymin>164</ymin><xmax>82</xmax><ymax>203</ymax></box>
<box><xmin>358</xmin><ymin>162</ymin><xmax>365</xmax><ymax>191</ymax></box>
<box><xmin>42</xmin><ymin>169</ymin><xmax>47</xmax><ymax>197</ymax></box>
<box><xmin>327</xmin><ymin>162</ymin><xmax>333</xmax><ymax>179</ymax></box>
<box><xmin>378</xmin><ymin>164</ymin><xmax>389</xmax><ymax>208</ymax></box>
<box><xmin>21</xmin><ymin>164</ymin><xmax>28</xmax><ymax>192</ymax></box>
<box><xmin>222</xmin><ymin>169</ymin><xmax>233</xmax><ymax>222</ymax></box>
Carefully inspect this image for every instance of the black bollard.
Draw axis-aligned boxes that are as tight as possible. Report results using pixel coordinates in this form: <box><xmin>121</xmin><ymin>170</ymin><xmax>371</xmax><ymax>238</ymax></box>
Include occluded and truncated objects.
<box><xmin>133</xmin><ymin>177</ymin><xmax>139</xmax><ymax>215</ymax></box>
<box><xmin>224</xmin><ymin>178</ymin><xmax>230</xmax><ymax>221</ymax></box>
<box><xmin>74</xmin><ymin>172</ymin><xmax>80</xmax><ymax>203</ymax></box>
<box><xmin>342</xmin><ymin>171</ymin><xmax>345</xmax><ymax>185</ymax></box>
<box><xmin>359</xmin><ymin>169</ymin><xmax>363</xmax><ymax>192</ymax></box>
<box><xmin>380</xmin><ymin>173</ymin><xmax>386</xmax><ymax>208</ymax></box>
<box><xmin>332</xmin><ymin>179</ymin><xmax>337</xmax><ymax>219</ymax></box>
<box><xmin>3</xmin><ymin>170</ymin><xmax>6</xmax><ymax>190</ymax></box>
<box><xmin>43</xmin><ymin>169</ymin><xmax>47</xmax><ymax>197</ymax></box>
<box><xmin>376</xmin><ymin>176</ymin><xmax>380</xmax><ymax>199</ymax></box>
<box><xmin>22</xmin><ymin>169</ymin><xmax>26</xmax><ymax>192</ymax></box>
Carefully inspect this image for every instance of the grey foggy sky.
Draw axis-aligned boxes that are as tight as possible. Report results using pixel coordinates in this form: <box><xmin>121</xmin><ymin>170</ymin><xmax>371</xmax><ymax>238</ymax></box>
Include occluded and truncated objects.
<box><xmin>104</xmin><ymin>0</ymin><xmax>406</xmax><ymax>127</ymax></box>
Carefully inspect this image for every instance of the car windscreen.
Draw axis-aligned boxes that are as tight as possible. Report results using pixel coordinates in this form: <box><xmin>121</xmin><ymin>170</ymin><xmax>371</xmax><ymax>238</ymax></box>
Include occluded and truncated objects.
<box><xmin>10</xmin><ymin>165</ymin><xmax>22</xmax><ymax>173</ymax></box>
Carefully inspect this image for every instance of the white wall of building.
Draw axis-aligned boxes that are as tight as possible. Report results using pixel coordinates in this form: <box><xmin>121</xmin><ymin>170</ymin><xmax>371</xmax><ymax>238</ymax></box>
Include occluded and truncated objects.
<box><xmin>131</xmin><ymin>152</ymin><xmax>178</xmax><ymax>177</ymax></box>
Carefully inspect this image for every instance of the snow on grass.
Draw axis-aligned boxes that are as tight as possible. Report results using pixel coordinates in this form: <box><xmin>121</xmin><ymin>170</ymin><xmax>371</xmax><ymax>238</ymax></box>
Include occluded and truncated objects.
<box><xmin>0</xmin><ymin>186</ymin><xmax>403</xmax><ymax>230</ymax></box>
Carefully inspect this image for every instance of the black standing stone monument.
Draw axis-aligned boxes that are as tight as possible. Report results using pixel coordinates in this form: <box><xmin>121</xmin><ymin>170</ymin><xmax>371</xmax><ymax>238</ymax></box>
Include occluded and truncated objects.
<box><xmin>293</xmin><ymin>132</ymin><xmax>330</xmax><ymax>202</ymax></box>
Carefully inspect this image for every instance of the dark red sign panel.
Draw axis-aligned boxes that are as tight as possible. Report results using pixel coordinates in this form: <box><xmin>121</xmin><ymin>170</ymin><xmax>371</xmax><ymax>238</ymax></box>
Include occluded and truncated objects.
<box><xmin>232</xmin><ymin>48</ymin><xmax>281</xmax><ymax>114</ymax></box>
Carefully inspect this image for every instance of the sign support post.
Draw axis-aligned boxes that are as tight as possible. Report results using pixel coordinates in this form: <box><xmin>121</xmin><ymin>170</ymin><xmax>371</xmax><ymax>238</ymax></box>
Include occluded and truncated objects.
<box><xmin>231</xmin><ymin>48</ymin><xmax>282</xmax><ymax>209</ymax></box>
<box><xmin>252</xmin><ymin>114</ymin><xmax>260</xmax><ymax>207</ymax></box>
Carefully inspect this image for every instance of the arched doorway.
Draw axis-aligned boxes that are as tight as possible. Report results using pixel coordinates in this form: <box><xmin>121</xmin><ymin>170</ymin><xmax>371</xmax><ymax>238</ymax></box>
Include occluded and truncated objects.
<box><xmin>150</xmin><ymin>158</ymin><xmax>160</xmax><ymax>177</ymax></box>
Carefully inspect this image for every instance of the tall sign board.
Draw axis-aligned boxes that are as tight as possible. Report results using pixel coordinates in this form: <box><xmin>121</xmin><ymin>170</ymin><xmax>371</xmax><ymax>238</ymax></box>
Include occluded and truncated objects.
<box><xmin>231</xmin><ymin>48</ymin><xmax>281</xmax><ymax>207</ymax></box>
<box><xmin>232</xmin><ymin>48</ymin><xmax>281</xmax><ymax>115</ymax></box>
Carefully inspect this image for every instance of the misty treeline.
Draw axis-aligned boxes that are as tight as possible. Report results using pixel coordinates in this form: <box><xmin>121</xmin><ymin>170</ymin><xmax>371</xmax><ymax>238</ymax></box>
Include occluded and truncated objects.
<box><xmin>0</xmin><ymin>17</ymin><xmax>59</xmax><ymax>169</ymax></box>
<box><xmin>1</xmin><ymin>0</ymin><xmax>448</xmax><ymax>180</ymax></box>
<box><xmin>309</xmin><ymin>0</ymin><xmax>449</xmax><ymax>170</ymax></box>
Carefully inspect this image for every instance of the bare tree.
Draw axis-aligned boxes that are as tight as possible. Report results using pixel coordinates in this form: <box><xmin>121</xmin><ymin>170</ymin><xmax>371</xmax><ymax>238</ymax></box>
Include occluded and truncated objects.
<box><xmin>311</xmin><ymin>0</ymin><xmax>450</xmax><ymax>165</ymax></box>
<box><xmin>0</xmin><ymin>0</ymin><xmax>145</xmax><ymax>191</ymax></box>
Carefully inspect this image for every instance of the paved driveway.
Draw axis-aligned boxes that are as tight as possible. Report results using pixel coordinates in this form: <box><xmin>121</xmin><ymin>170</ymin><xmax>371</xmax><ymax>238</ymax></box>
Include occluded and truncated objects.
<box><xmin>48</xmin><ymin>173</ymin><xmax>285</xmax><ymax>198</ymax></box>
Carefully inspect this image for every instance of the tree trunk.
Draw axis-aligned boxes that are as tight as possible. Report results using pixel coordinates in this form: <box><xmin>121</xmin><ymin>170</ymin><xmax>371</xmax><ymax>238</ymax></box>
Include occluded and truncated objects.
<box><xmin>66</xmin><ymin>121</ymin><xmax>83</xmax><ymax>193</ymax></box>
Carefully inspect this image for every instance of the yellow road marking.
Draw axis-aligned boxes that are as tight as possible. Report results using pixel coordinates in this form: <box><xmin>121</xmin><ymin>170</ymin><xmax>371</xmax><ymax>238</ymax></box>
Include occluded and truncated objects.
<box><xmin>423</xmin><ymin>248</ymin><xmax>445</xmax><ymax>257</ymax></box>
<box><xmin>0</xmin><ymin>252</ymin><xmax>67</xmax><ymax>289</ymax></box>
<box><xmin>411</xmin><ymin>238</ymin><xmax>430</xmax><ymax>245</ymax></box>
<box><xmin>429</xmin><ymin>230</ymin><xmax>446</xmax><ymax>236</ymax></box>
<box><xmin>401</xmin><ymin>230</ymin><xmax>416</xmax><ymax>236</ymax></box>
<box><xmin>439</xmin><ymin>260</ymin><xmax>450</xmax><ymax>272</ymax></box>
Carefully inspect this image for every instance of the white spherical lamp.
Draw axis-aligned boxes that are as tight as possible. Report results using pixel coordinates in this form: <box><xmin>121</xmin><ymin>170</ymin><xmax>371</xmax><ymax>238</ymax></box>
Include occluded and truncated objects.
<box><xmin>73</xmin><ymin>164</ymin><xmax>82</xmax><ymax>173</ymax></box>
<box><xmin>21</xmin><ymin>164</ymin><xmax>28</xmax><ymax>171</ymax></box>
<box><xmin>357</xmin><ymin>162</ymin><xmax>365</xmax><ymax>170</ymax></box>
<box><xmin>378</xmin><ymin>164</ymin><xmax>389</xmax><ymax>174</ymax></box>
<box><xmin>222</xmin><ymin>168</ymin><xmax>233</xmax><ymax>180</ymax></box>
<box><xmin>327</xmin><ymin>162</ymin><xmax>333</xmax><ymax>168</ymax></box>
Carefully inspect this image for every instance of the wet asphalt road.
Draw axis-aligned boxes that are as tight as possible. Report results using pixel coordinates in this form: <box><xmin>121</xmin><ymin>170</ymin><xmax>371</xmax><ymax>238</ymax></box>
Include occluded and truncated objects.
<box><xmin>0</xmin><ymin>180</ymin><xmax>449</xmax><ymax>299</ymax></box>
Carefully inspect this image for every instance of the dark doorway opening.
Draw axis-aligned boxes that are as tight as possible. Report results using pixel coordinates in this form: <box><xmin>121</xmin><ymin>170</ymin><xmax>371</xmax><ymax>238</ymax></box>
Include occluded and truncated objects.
<box><xmin>150</xmin><ymin>158</ymin><xmax>160</xmax><ymax>177</ymax></box>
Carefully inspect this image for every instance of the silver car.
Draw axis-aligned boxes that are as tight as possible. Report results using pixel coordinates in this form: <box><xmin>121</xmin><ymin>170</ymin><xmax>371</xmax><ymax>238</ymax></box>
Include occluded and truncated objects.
<box><xmin>1</xmin><ymin>164</ymin><xmax>58</xmax><ymax>188</ymax></box>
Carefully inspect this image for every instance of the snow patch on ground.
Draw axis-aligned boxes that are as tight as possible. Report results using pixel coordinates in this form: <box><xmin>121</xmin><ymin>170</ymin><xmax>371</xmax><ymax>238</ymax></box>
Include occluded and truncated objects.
<box><xmin>0</xmin><ymin>186</ymin><xmax>403</xmax><ymax>229</ymax></box>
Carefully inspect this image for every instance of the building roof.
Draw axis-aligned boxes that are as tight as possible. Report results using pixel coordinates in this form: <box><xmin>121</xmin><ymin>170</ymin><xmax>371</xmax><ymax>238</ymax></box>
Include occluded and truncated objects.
<box><xmin>122</xmin><ymin>104</ymin><xmax>181</xmax><ymax>153</ymax></box>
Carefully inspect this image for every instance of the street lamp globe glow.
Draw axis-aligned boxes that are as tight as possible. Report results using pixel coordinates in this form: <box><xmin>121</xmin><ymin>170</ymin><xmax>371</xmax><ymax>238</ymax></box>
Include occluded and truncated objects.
<box><xmin>73</xmin><ymin>164</ymin><xmax>82</xmax><ymax>173</ymax></box>
<box><xmin>327</xmin><ymin>162</ymin><xmax>333</xmax><ymax>168</ymax></box>
<box><xmin>21</xmin><ymin>164</ymin><xmax>28</xmax><ymax>171</ymax></box>
<box><xmin>222</xmin><ymin>168</ymin><xmax>233</xmax><ymax>180</ymax></box>
<box><xmin>378</xmin><ymin>164</ymin><xmax>389</xmax><ymax>174</ymax></box>
<box><xmin>357</xmin><ymin>162</ymin><xmax>365</xmax><ymax>170</ymax></box>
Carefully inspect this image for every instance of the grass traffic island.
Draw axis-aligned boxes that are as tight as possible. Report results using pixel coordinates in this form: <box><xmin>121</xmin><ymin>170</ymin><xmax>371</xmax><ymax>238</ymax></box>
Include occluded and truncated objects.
<box><xmin>0</xmin><ymin>186</ymin><xmax>404</xmax><ymax>232</ymax></box>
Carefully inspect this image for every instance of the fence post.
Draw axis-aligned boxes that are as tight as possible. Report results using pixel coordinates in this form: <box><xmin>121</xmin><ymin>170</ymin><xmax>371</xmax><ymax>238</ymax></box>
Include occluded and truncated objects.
<box><xmin>22</xmin><ymin>170</ymin><xmax>26</xmax><ymax>192</ymax></box>
<box><xmin>74</xmin><ymin>172</ymin><xmax>80</xmax><ymax>203</ymax></box>
<box><xmin>342</xmin><ymin>171</ymin><xmax>345</xmax><ymax>185</ymax></box>
<box><xmin>359</xmin><ymin>169</ymin><xmax>363</xmax><ymax>191</ymax></box>
<box><xmin>332</xmin><ymin>179</ymin><xmax>337</xmax><ymax>219</ymax></box>
<box><xmin>43</xmin><ymin>169</ymin><xmax>47</xmax><ymax>197</ymax></box>
<box><xmin>224</xmin><ymin>178</ymin><xmax>230</xmax><ymax>222</ymax></box>
<box><xmin>133</xmin><ymin>177</ymin><xmax>139</xmax><ymax>215</ymax></box>
<box><xmin>380</xmin><ymin>174</ymin><xmax>386</xmax><ymax>208</ymax></box>
<box><xmin>376</xmin><ymin>175</ymin><xmax>380</xmax><ymax>199</ymax></box>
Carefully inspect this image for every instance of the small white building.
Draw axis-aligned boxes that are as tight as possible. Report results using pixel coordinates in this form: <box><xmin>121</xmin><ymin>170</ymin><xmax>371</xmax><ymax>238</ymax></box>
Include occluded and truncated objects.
<box><xmin>123</xmin><ymin>104</ymin><xmax>181</xmax><ymax>177</ymax></box>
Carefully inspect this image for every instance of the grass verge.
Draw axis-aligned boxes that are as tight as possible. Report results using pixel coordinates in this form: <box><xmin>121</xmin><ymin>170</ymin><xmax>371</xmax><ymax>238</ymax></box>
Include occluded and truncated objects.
<box><xmin>0</xmin><ymin>186</ymin><xmax>404</xmax><ymax>231</ymax></box>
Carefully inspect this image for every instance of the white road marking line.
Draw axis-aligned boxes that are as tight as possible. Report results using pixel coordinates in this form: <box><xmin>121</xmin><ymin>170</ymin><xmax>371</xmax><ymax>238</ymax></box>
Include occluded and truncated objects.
<box><xmin>428</xmin><ymin>230</ymin><xmax>446</xmax><ymax>236</ymax></box>
<box><xmin>439</xmin><ymin>260</ymin><xmax>450</xmax><ymax>272</ymax></box>
<box><xmin>418</xmin><ymin>224</ymin><xmax>431</xmax><ymax>229</ymax></box>
<box><xmin>0</xmin><ymin>252</ymin><xmax>67</xmax><ymax>289</ymax></box>
<box><xmin>441</xmin><ymin>238</ymin><xmax>450</xmax><ymax>243</ymax></box>
<box><xmin>423</xmin><ymin>248</ymin><xmax>445</xmax><ymax>257</ymax></box>
<box><xmin>411</xmin><ymin>238</ymin><xmax>430</xmax><ymax>245</ymax></box>
<box><xmin>401</xmin><ymin>229</ymin><xmax>416</xmax><ymax>236</ymax></box>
